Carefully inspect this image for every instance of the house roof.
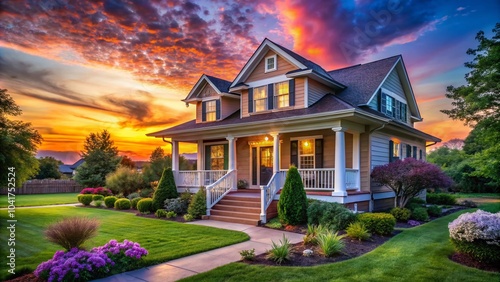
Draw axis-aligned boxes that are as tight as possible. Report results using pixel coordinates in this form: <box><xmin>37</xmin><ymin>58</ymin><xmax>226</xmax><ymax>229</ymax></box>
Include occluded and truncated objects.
<box><xmin>58</xmin><ymin>164</ymin><xmax>73</xmax><ymax>174</ymax></box>
<box><xmin>183</xmin><ymin>74</ymin><xmax>236</xmax><ymax>103</ymax></box>
<box><xmin>205</xmin><ymin>75</ymin><xmax>232</xmax><ymax>93</ymax></box>
<box><xmin>70</xmin><ymin>159</ymin><xmax>84</xmax><ymax>169</ymax></box>
<box><xmin>328</xmin><ymin>55</ymin><xmax>401</xmax><ymax>106</ymax></box>
<box><xmin>148</xmin><ymin>94</ymin><xmax>354</xmax><ymax>135</ymax></box>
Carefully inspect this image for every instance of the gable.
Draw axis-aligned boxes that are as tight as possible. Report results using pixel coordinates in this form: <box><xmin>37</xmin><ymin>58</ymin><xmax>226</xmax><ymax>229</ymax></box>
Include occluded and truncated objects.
<box><xmin>381</xmin><ymin>69</ymin><xmax>405</xmax><ymax>100</ymax></box>
<box><xmin>199</xmin><ymin>82</ymin><xmax>219</xmax><ymax>98</ymax></box>
<box><xmin>246</xmin><ymin>50</ymin><xmax>298</xmax><ymax>83</ymax></box>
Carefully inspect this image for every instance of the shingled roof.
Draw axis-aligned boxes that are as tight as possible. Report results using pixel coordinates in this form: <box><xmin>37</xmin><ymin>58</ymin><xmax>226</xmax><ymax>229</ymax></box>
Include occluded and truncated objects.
<box><xmin>205</xmin><ymin>75</ymin><xmax>232</xmax><ymax>93</ymax></box>
<box><xmin>328</xmin><ymin>55</ymin><xmax>400</xmax><ymax>106</ymax></box>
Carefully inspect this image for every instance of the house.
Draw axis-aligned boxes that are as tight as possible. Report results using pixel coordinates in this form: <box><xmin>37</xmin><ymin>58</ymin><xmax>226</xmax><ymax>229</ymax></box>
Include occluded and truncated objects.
<box><xmin>147</xmin><ymin>38</ymin><xmax>440</xmax><ymax>225</ymax></box>
<box><xmin>59</xmin><ymin>159</ymin><xmax>84</xmax><ymax>177</ymax></box>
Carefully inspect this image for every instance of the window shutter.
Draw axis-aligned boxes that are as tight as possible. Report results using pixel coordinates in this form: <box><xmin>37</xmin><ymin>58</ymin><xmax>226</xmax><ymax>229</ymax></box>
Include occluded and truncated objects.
<box><xmin>291</xmin><ymin>140</ymin><xmax>298</xmax><ymax>167</ymax></box>
<box><xmin>381</xmin><ymin>92</ymin><xmax>387</xmax><ymax>113</ymax></box>
<box><xmin>315</xmin><ymin>139</ymin><xmax>323</xmax><ymax>168</ymax></box>
<box><xmin>289</xmin><ymin>79</ymin><xmax>295</xmax><ymax>106</ymax></box>
<box><xmin>248</xmin><ymin>88</ymin><xmax>253</xmax><ymax>113</ymax></box>
<box><xmin>396</xmin><ymin>100</ymin><xmax>400</xmax><ymax>120</ymax></box>
<box><xmin>406</xmin><ymin>144</ymin><xmax>411</xmax><ymax>158</ymax></box>
<box><xmin>205</xmin><ymin>145</ymin><xmax>211</xmax><ymax>170</ymax></box>
<box><xmin>267</xmin><ymin>84</ymin><xmax>274</xmax><ymax>110</ymax></box>
<box><xmin>419</xmin><ymin>149</ymin><xmax>423</xmax><ymax>160</ymax></box>
<box><xmin>216</xmin><ymin>99</ymin><xmax>221</xmax><ymax>120</ymax></box>
<box><xmin>389</xmin><ymin>140</ymin><xmax>394</xmax><ymax>163</ymax></box>
<box><xmin>223</xmin><ymin>144</ymin><xmax>229</xmax><ymax>170</ymax></box>
<box><xmin>202</xmin><ymin>101</ymin><xmax>207</xmax><ymax>122</ymax></box>
<box><xmin>252</xmin><ymin>147</ymin><xmax>257</xmax><ymax>185</ymax></box>
<box><xmin>413</xmin><ymin>146</ymin><xmax>417</xmax><ymax>159</ymax></box>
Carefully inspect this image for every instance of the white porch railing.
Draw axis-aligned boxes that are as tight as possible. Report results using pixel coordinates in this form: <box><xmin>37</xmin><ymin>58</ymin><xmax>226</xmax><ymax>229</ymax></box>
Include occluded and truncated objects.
<box><xmin>206</xmin><ymin>170</ymin><xmax>236</xmax><ymax>216</ymax></box>
<box><xmin>175</xmin><ymin>170</ymin><xmax>227</xmax><ymax>188</ymax></box>
<box><xmin>278</xmin><ymin>168</ymin><xmax>360</xmax><ymax>191</ymax></box>
<box><xmin>260</xmin><ymin>171</ymin><xmax>286</xmax><ymax>223</ymax></box>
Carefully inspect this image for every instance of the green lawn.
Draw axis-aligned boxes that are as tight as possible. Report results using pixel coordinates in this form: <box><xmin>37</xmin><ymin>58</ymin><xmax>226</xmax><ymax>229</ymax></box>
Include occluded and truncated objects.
<box><xmin>182</xmin><ymin>204</ymin><xmax>500</xmax><ymax>282</ymax></box>
<box><xmin>0</xmin><ymin>206</ymin><xmax>249</xmax><ymax>280</ymax></box>
<box><xmin>0</xmin><ymin>193</ymin><xmax>79</xmax><ymax>208</ymax></box>
<box><xmin>454</xmin><ymin>193</ymin><xmax>500</xmax><ymax>199</ymax></box>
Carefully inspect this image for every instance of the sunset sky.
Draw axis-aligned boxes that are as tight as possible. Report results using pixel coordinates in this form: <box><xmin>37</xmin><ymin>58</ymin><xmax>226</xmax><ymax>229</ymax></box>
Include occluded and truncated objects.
<box><xmin>0</xmin><ymin>0</ymin><xmax>498</xmax><ymax>164</ymax></box>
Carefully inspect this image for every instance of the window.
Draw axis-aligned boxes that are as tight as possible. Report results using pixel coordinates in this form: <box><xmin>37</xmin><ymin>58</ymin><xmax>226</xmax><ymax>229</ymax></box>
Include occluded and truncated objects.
<box><xmin>210</xmin><ymin>145</ymin><xmax>225</xmax><ymax>170</ymax></box>
<box><xmin>386</xmin><ymin>95</ymin><xmax>395</xmax><ymax>117</ymax></box>
<box><xmin>381</xmin><ymin>92</ymin><xmax>407</xmax><ymax>122</ymax></box>
<box><xmin>399</xmin><ymin>102</ymin><xmax>407</xmax><ymax>122</ymax></box>
<box><xmin>274</xmin><ymin>81</ymin><xmax>289</xmax><ymax>108</ymax></box>
<box><xmin>299</xmin><ymin>139</ymin><xmax>315</xmax><ymax>169</ymax></box>
<box><xmin>253</xmin><ymin>86</ymin><xmax>267</xmax><ymax>112</ymax></box>
<box><xmin>205</xmin><ymin>100</ymin><xmax>216</xmax><ymax>122</ymax></box>
<box><xmin>265</xmin><ymin>55</ymin><xmax>277</xmax><ymax>72</ymax></box>
<box><xmin>389</xmin><ymin>140</ymin><xmax>400</xmax><ymax>162</ymax></box>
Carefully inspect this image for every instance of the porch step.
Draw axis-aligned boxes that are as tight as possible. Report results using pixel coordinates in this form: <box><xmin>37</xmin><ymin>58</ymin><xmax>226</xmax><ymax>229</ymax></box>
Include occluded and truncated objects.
<box><xmin>213</xmin><ymin>204</ymin><xmax>261</xmax><ymax>213</ymax></box>
<box><xmin>224</xmin><ymin>195</ymin><xmax>261</xmax><ymax>202</ymax></box>
<box><xmin>218</xmin><ymin>199</ymin><xmax>260</xmax><ymax>207</ymax></box>
<box><xmin>210</xmin><ymin>209</ymin><xmax>261</xmax><ymax>220</ymax></box>
<box><xmin>209</xmin><ymin>215</ymin><xmax>260</xmax><ymax>226</ymax></box>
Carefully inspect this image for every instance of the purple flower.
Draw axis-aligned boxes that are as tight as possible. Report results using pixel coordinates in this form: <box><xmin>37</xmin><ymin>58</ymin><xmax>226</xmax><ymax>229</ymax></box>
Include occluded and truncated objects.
<box><xmin>408</xmin><ymin>220</ymin><xmax>421</xmax><ymax>226</ymax></box>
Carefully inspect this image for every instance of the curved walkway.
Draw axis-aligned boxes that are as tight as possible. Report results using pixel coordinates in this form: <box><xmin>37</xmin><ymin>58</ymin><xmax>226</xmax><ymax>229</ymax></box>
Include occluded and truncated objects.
<box><xmin>94</xmin><ymin>220</ymin><xmax>304</xmax><ymax>282</ymax></box>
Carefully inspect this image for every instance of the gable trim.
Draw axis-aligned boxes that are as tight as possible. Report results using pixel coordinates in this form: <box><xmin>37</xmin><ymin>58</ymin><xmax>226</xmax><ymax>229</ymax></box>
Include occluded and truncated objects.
<box><xmin>183</xmin><ymin>74</ymin><xmax>222</xmax><ymax>103</ymax></box>
<box><xmin>230</xmin><ymin>39</ymin><xmax>307</xmax><ymax>88</ymax></box>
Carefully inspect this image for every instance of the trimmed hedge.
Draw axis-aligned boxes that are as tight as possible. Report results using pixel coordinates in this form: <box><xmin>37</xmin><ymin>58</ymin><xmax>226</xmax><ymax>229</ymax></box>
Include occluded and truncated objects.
<box><xmin>411</xmin><ymin>207</ymin><xmax>429</xmax><ymax>221</ymax></box>
<box><xmin>451</xmin><ymin>239</ymin><xmax>500</xmax><ymax>264</ymax></box>
<box><xmin>390</xmin><ymin>207</ymin><xmax>412</xmax><ymax>222</ymax></box>
<box><xmin>92</xmin><ymin>195</ymin><xmax>104</xmax><ymax>201</ymax></box>
<box><xmin>358</xmin><ymin>213</ymin><xmax>396</xmax><ymax>235</ymax></box>
<box><xmin>104</xmin><ymin>196</ymin><xmax>117</xmax><ymax>208</ymax></box>
<box><xmin>130</xmin><ymin>197</ymin><xmax>142</xmax><ymax>210</ymax></box>
<box><xmin>78</xmin><ymin>194</ymin><xmax>93</xmax><ymax>206</ymax></box>
<box><xmin>137</xmin><ymin>198</ymin><xmax>153</xmax><ymax>214</ymax></box>
<box><xmin>427</xmin><ymin>205</ymin><xmax>442</xmax><ymax>217</ymax></box>
<box><xmin>114</xmin><ymin>198</ymin><xmax>131</xmax><ymax>210</ymax></box>
<box><xmin>427</xmin><ymin>193</ymin><xmax>456</xmax><ymax>205</ymax></box>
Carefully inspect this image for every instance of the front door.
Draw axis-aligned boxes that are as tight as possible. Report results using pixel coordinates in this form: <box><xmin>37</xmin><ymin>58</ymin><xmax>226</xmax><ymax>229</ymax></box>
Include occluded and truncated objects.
<box><xmin>260</xmin><ymin>146</ymin><xmax>273</xmax><ymax>185</ymax></box>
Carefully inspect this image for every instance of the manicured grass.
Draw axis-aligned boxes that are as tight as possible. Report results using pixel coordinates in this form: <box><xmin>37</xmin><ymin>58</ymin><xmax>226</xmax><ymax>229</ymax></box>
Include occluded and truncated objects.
<box><xmin>0</xmin><ymin>206</ymin><xmax>249</xmax><ymax>280</ymax></box>
<box><xmin>182</xmin><ymin>204</ymin><xmax>500</xmax><ymax>282</ymax></box>
<box><xmin>454</xmin><ymin>193</ymin><xmax>500</xmax><ymax>199</ymax></box>
<box><xmin>0</xmin><ymin>193</ymin><xmax>79</xmax><ymax>208</ymax></box>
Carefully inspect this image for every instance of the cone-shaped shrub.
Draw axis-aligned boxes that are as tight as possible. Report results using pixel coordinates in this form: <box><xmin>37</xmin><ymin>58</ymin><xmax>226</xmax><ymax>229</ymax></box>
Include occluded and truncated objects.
<box><xmin>152</xmin><ymin>168</ymin><xmax>178</xmax><ymax>211</ymax></box>
<box><xmin>278</xmin><ymin>166</ymin><xmax>307</xmax><ymax>225</ymax></box>
<box><xmin>188</xmin><ymin>187</ymin><xmax>206</xmax><ymax>219</ymax></box>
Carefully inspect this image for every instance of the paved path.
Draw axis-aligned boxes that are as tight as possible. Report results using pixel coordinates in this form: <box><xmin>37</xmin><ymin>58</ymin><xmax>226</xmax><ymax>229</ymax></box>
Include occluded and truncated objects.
<box><xmin>0</xmin><ymin>203</ymin><xmax>79</xmax><ymax>210</ymax></box>
<box><xmin>94</xmin><ymin>220</ymin><xmax>304</xmax><ymax>282</ymax></box>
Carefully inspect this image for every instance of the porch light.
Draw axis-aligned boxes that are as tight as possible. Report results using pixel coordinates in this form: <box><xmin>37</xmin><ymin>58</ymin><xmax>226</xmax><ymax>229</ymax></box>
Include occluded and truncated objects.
<box><xmin>304</xmin><ymin>141</ymin><xmax>309</xmax><ymax>147</ymax></box>
<box><xmin>264</xmin><ymin>136</ymin><xmax>269</xmax><ymax>141</ymax></box>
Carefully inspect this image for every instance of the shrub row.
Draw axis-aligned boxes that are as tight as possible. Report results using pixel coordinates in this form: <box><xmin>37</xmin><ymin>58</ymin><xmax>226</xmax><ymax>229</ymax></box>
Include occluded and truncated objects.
<box><xmin>307</xmin><ymin>201</ymin><xmax>356</xmax><ymax>231</ymax></box>
<box><xmin>358</xmin><ymin>213</ymin><xmax>395</xmax><ymax>235</ymax></box>
<box><xmin>427</xmin><ymin>193</ymin><xmax>457</xmax><ymax>205</ymax></box>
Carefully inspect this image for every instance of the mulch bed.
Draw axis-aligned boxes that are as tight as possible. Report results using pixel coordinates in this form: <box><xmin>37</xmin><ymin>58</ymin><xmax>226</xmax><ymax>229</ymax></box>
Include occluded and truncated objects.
<box><xmin>5</xmin><ymin>273</ymin><xmax>43</xmax><ymax>282</ymax></box>
<box><xmin>450</xmin><ymin>253</ymin><xmax>500</xmax><ymax>273</ymax></box>
<box><xmin>244</xmin><ymin>232</ymin><xmax>397</xmax><ymax>267</ymax></box>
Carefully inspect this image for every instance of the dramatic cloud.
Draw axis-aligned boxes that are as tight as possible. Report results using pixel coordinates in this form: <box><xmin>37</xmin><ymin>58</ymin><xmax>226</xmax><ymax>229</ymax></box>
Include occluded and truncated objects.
<box><xmin>0</xmin><ymin>0</ymin><xmax>260</xmax><ymax>87</ymax></box>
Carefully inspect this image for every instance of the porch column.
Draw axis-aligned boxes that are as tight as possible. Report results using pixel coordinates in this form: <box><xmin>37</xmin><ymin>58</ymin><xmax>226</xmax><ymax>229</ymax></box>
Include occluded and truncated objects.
<box><xmin>271</xmin><ymin>133</ymin><xmax>280</xmax><ymax>173</ymax></box>
<box><xmin>197</xmin><ymin>140</ymin><xmax>203</xmax><ymax>170</ymax></box>
<box><xmin>332</xmin><ymin>127</ymin><xmax>347</xmax><ymax>196</ymax></box>
<box><xmin>352</xmin><ymin>132</ymin><xmax>361</xmax><ymax>191</ymax></box>
<box><xmin>172</xmin><ymin>140</ymin><xmax>179</xmax><ymax>172</ymax></box>
<box><xmin>226</xmin><ymin>136</ymin><xmax>236</xmax><ymax>171</ymax></box>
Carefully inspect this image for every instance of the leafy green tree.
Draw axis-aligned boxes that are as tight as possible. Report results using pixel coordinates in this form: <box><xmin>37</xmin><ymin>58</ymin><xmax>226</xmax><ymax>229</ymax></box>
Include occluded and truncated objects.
<box><xmin>152</xmin><ymin>168</ymin><xmax>178</xmax><ymax>211</ymax></box>
<box><xmin>74</xmin><ymin>130</ymin><xmax>120</xmax><ymax>187</ymax></box>
<box><xmin>35</xmin><ymin>157</ymin><xmax>62</xmax><ymax>179</ymax></box>
<box><xmin>0</xmin><ymin>89</ymin><xmax>42</xmax><ymax>187</ymax></box>
<box><xmin>105</xmin><ymin>166</ymin><xmax>144</xmax><ymax>196</ymax></box>
<box><xmin>142</xmin><ymin>146</ymin><xmax>194</xmax><ymax>184</ymax></box>
<box><xmin>278</xmin><ymin>166</ymin><xmax>308</xmax><ymax>225</ymax></box>
<box><xmin>120</xmin><ymin>155</ymin><xmax>135</xmax><ymax>169</ymax></box>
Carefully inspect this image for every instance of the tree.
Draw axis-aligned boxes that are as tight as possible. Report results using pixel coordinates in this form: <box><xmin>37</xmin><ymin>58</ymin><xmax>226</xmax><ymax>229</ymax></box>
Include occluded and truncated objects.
<box><xmin>105</xmin><ymin>166</ymin><xmax>144</xmax><ymax>196</ymax></box>
<box><xmin>277</xmin><ymin>166</ymin><xmax>308</xmax><ymax>225</ymax></box>
<box><xmin>142</xmin><ymin>146</ymin><xmax>194</xmax><ymax>184</ymax></box>
<box><xmin>120</xmin><ymin>155</ymin><xmax>135</xmax><ymax>169</ymax></box>
<box><xmin>152</xmin><ymin>168</ymin><xmax>178</xmax><ymax>211</ymax></box>
<box><xmin>441</xmin><ymin>23</ymin><xmax>500</xmax><ymax>127</ymax></box>
<box><xmin>74</xmin><ymin>130</ymin><xmax>120</xmax><ymax>187</ymax></box>
<box><xmin>371</xmin><ymin>158</ymin><xmax>453</xmax><ymax>208</ymax></box>
<box><xmin>35</xmin><ymin>157</ymin><xmax>62</xmax><ymax>179</ymax></box>
<box><xmin>0</xmin><ymin>89</ymin><xmax>42</xmax><ymax>187</ymax></box>
<box><xmin>441</xmin><ymin>138</ymin><xmax>465</xmax><ymax>150</ymax></box>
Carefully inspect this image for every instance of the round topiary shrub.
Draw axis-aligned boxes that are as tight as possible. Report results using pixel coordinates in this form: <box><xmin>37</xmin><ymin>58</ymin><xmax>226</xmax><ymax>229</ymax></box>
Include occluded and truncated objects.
<box><xmin>92</xmin><ymin>194</ymin><xmax>104</xmax><ymax>201</ymax></box>
<box><xmin>131</xmin><ymin>197</ymin><xmax>142</xmax><ymax>210</ymax></box>
<box><xmin>390</xmin><ymin>207</ymin><xmax>412</xmax><ymax>222</ymax></box>
<box><xmin>358</xmin><ymin>213</ymin><xmax>396</xmax><ymax>235</ymax></box>
<box><xmin>427</xmin><ymin>205</ymin><xmax>442</xmax><ymax>217</ymax></box>
<box><xmin>411</xmin><ymin>207</ymin><xmax>429</xmax><ymax>221</ymax></box>
<box><xmin>278</xmin><ymin>166</ymin><xmax>308</xmax><ymax>225</ymax></box>
<box><xmin>449</xmin><ymin>210</ymin><xmax>500</xmax><ymax>264</ymax></box>
<box><xmin>104</xmin><ymin>196</ymin><xmax>117</xmax><ymax>208</ymax></box>
<box><xmin>77</xmin><ymin>194</ymin><xmax>85</xmax><ymax>203</ymax></box>
<box><xmin>114</xmin><ymin>198</ymin><xmax>131</xmax><ymax>210</ymax></box>
<box><xmin>187</xmin><ymin>188</ymin><xmax>206</xmax><ymax>219</ymax></box>
<box><xmin>137</xmin><ymin>198</ymin><xmax>153</xmax><ymax>214</ymax></box>
<box><xmin>79</xmin><ymin>194</ymin><xmax>93</xmax><ymax>206</ymax></box>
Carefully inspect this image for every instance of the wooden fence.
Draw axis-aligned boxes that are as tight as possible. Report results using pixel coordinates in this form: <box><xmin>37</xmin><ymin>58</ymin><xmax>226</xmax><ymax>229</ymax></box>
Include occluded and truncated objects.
<box><xmin>0</xmin><ymin>179</ymin><xmax>83</xmax><ymax>195</ymax></box>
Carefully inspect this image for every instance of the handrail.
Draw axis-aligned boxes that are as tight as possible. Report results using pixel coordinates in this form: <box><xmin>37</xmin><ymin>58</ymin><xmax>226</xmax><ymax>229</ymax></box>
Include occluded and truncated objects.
<box><xmin>206</xmin><ymin>170</ymin><xmax>236</xmax><ymax>216</ymax></box>
<box><xmin>259</xmin><ymin>171</ymin><xmax>286</xmax><ymax>223</ymax></box>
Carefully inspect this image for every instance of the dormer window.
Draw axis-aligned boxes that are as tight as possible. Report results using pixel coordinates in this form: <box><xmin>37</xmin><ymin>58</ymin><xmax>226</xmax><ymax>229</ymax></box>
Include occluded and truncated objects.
<box><xmin>202</xmin><ymin>99</ymin><xmax>220</xmax><ymax>122</ymax></box>
<box><xmin>381</xmin><ymin>91</ymin><xmax>407</xmax><ymax>123</ymax></box>
<box><xmin>265</xmin><ymin>55</ymin><xmax>277</xmax><ymax>72</ymax></box>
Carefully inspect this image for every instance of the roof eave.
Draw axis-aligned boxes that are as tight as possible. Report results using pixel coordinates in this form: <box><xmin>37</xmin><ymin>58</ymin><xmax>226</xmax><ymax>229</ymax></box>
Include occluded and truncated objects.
<box><xmin>286</xmin><ymin>70</ymin><xmax>346</xmax><ymax>90</ymax></box>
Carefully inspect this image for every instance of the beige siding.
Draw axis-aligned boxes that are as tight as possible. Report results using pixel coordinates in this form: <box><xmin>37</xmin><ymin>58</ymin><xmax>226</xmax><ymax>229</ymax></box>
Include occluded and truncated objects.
<box><xmin>221</xmin><ymin>97</ymin><xmax>239</xmax><ymax>120</ymax></box>
<box><xmin>360</xmin><ymin>128</ymin><xmax>370</xmax><ymax>192</ymax></box>
<box><xmin>280</xmin><ymin>129</ymin><xmax>336</xmax><ymax>169</ymax></box>
<box><xmin>236</xmin><ymin>137</ymin><xmax>251</xmax><ymax>185</ymax></box>
<box><xmin>308</xmin><ymin>79</ymin><xmax>333</xmax><ymax>106</ymax></box>
<box><xmin>196</xmin><ymin>101</ymin><xmax>202</xmax><ymax>123</ymax></box>
<box><xmin>345</xmin><ymin>133</ymin><xmax>353</xmax><ymax>168</ymax></box>
<box><xmin>241</xmin><ymin>89</ymin><xmax>249</xmax><ymax>117</ymax></box>
<box><xmin>246</xmin><ymin>50</ymin><xmax>297</xmax><ymax>82</ymax></box>
<box><xmin>295</xmin><ymin>77</ymin><xmax>305</xmax><ymax>108</ymax></box>
<box><xmin>373</xmin><ymin>198</ymin><xmax>395</xmax><ymax>211</ymax></box>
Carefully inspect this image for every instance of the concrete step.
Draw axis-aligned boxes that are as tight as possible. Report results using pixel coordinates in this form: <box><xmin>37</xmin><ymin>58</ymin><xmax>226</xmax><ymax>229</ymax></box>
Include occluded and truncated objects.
<box><xmin>218</xmin><ymin>199</ymin><xmax>260</xmax><ymax>207</ymax></box>
<box><xmin>213</xmin><ymin>204</ymin><xmax>261</xmax><ymax>213</ymax></box>
<box><xmin>209</xmin><ymin>215</ymin><xmax>259</xmax><ymax>226</ymax></box>
<box><xmin>210</xmin><ymin>209</ymin><xmax>261</xmax><ymax>220</ymax></box>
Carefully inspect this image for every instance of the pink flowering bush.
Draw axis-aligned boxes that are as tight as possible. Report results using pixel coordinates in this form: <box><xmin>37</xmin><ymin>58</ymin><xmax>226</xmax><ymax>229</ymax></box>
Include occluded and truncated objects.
<box><xmin>79</xmin><ymin>187</ymin><xmax>112</xmax><ymax>196</ymax></box>
<box><xmin>35</xmin><ymin>240</ymin><xmax>148</xmax><ymax>281</ymax></box>
<box><xmin>448</xmin><ymin>210</ymin><xmax>500</xmax><ymax>263</ymax></box>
